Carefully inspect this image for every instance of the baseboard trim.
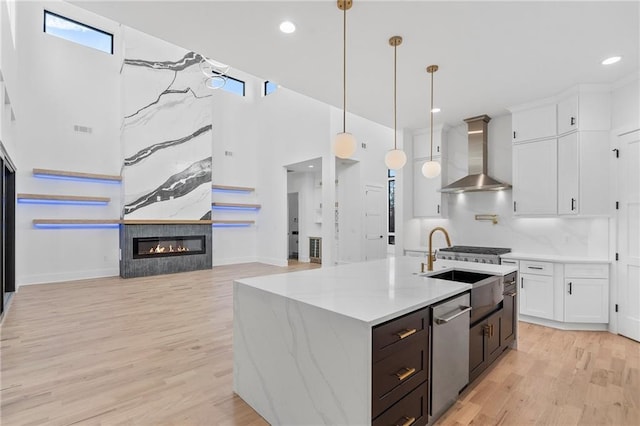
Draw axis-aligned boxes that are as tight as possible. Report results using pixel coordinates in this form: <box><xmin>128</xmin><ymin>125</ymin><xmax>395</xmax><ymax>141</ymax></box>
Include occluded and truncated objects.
<box><xmin>17</xmin><ymin>268</ymin><xmax>120</xmax><ymax>286</ymax></box>
<box><xmin>519</xmin><ymin>315</ymin><xmax>608</xmax><ymax>331</ymax></box>
<box><xmin>256</xmin><ymin>257</ymin><xmax>288</xmax><ymax>267</ymax></box>
<box><xmin>213</xmin><ymin>256</ymin><xmax>258</xmax><ymax>266</ymax></box>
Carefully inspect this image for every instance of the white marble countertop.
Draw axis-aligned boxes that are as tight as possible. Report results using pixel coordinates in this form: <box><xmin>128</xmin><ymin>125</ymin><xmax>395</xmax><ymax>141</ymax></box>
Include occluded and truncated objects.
<box><xmin>501</xmin><ymin>252</ymin><xmax>611</xmax><ymax>263</ymax></box>
<box><xmin>235</xmin><ymin>257</ymin><xmax>517</xmax><ymax>326</ymax></box>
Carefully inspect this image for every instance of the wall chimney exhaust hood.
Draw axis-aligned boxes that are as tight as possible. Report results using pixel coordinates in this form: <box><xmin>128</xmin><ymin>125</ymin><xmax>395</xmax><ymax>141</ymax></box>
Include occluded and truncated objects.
<box><xmin>439</xmin><ymin>114</ymin><xmax>511</xmax><ymax>193</ymax></box>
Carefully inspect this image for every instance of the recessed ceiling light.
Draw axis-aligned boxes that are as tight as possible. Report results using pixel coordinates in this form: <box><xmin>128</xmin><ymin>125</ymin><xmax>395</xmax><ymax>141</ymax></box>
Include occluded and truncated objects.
<box><xmin>308</xmin><ymin>165</ymin><xmax>314</xmax><ymax>168</ymax></box>
<box><xmin>431</xmin><ymin>107</ymin><xmax>441</xmax><ymax>113</ymax></box>
<box><xmin>601</xmin><ymin>56</ymin><xmax>621</xmax><ymax>65</ymax></box>
<box><xmin>279</xmin><ymin>21</ymin><xmax>295</xmax><ymax>34</ymax></box>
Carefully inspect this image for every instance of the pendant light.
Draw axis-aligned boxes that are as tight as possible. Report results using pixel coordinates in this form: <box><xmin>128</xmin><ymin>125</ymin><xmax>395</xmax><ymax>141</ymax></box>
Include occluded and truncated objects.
<box><xmin>422</xmin><ymin>65</ymin><xmax>441</xmax><ymax>178</ymax></box>
<box><xmin>333</xmin><ymin>0</ymin><xmax>357</xmax><ymax>159</ymax></box>
<box><xmin>384</xmin><ymin>36</ymin><xmax>407</xmax><ymax>170</ymax></box>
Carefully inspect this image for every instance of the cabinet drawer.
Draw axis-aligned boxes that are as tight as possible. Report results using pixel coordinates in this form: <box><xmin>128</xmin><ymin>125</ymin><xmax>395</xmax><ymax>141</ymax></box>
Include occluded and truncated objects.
<box><xmin>372</xmin><ymin>339</ymin><xmax>429</xmax><ymax>418</ymax></box>
<box><xmin>520</xmin><ymin>260</ymin><xmax>553</xmax><ymax>276</ymax></box>
<box><xmin>372</xmin><ymin>307</ymin><xmax>429</xmax><ymax>363</ymax></box>
<box><xmin>564</xmin><ymin>263</ymin><xmax>609</xmax><ymax>279</ymax></box>
<box><xmin>501</xmin><ymin>259</ymin><xmax>519</xmax><ymax>268</ymax></box>
<box><xmin>372</xmin><ymin>380</ymin><xmax>429</xmax><ymax>426</ymax></box>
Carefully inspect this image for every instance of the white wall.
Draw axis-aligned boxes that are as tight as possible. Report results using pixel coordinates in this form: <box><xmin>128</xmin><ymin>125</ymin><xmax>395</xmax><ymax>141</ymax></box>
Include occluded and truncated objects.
<box><xmin>611</xmin><ymin>75</ymin><xmax>640</xmax><ymax>134</ymax></box>
<box><xmin>14</xmin><ymin>1</ymin><xmax>122</xmax><ymax>285</ymax></box>
<box><xmin>1</xmin><ymin>0</ymin><xmax>19</xmax><ymax>161</ymax></box>
<box><xmin>403</xmin><ymin>113</ymin><xmax>610</xmax><ymax>259</ymax></box>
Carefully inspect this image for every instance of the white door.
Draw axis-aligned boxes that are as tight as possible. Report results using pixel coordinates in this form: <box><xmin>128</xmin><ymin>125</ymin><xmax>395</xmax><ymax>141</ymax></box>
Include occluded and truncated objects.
<box><xmin>564</xmin><ymin>278</ymin><xmax>609</xmax><ymax>323</ymax></box>
<box><xmin>519</xmin><ymin>273</ymin><xmax>554</xmax><ymax>320</ymax></box>
<box><xmin>617</xmin><ymin>130</ymin><xmax>640</xmax><ymax>342</ymax></box>
<box><xmin>364</xmin><ymin>185</ymin><xmax>385</xmax><ymax>261</ymax></box>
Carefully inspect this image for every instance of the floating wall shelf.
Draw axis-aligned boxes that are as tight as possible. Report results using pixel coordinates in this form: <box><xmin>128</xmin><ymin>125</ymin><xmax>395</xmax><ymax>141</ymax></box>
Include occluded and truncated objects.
<box><xmin>121</xmin><ymin>219</ymin><xmax>214</xmax><ymax>225</ymax></box>
<box><xmin>212</xmin><ymin>220</ymin><xmax>255</xmax><ymax>227</ymax></box>
<box><xmin>212</xmin><ymin>184</ymin><xmax>255</xmax><ymax>192</ymax></box>
<box><xmin>32</xmin><ymin>219</ymin><xmax>120</xmax><ymax>229</ymax></box>
<box><xmin>212</xmin><ymin>202</ymin><xmax>261</xmax><ymax>210</ymax></box>
<box><xmin>33</xmin><ymin>168</ymin><xmax>122</xmax><ymax>183</ymax></box>
<box><xmin>18</xmin><ymin>193</ymin><xmax>110</xmax><ymax>205</ymax></box>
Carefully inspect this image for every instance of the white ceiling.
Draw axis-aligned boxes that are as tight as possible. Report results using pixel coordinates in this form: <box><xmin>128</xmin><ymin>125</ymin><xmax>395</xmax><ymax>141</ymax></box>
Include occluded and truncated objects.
<box><xmin>71</xmin><ymin>0</ymin><xmax>639</xmax><ymax>130</ymax></box>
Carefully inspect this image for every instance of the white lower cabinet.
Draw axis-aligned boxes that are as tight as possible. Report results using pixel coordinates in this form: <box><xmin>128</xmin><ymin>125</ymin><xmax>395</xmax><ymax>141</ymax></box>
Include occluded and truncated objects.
<box><xmin>564</xmin><ymin>278</ymin><xmax>609</xmax><ymax>323</ymax></box>
<box><xmin>520</xmin><ymin>273</ymin><xmax>554</xmax><ymax>320</ymax></box>
<box><xmin>512</xmin><ymin>258</ymin><xmax>610</xmax><ymax>328</ymax></box>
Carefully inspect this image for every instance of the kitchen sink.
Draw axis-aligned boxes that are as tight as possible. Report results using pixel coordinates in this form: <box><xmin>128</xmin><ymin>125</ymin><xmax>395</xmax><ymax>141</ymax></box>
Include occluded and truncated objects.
<box><xmin>428</xmin><ymin>269</ymin><xmax>494</xmax><ymax>284</ymax></box>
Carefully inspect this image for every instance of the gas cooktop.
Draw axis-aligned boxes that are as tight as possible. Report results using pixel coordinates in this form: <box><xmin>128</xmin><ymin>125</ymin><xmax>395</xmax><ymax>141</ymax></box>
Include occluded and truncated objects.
<box><xmin>438</xmin><ymin>246</ymin><xmax>511</xmax><ymax>255</ymax></box>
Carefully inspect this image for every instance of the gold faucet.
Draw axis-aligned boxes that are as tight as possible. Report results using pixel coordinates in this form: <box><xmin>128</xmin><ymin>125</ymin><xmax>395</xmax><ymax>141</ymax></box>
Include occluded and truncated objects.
<box><xmin>426</xmin><ymin>227</ymin><xmax>452</xmax><ymax>271</ymax></box>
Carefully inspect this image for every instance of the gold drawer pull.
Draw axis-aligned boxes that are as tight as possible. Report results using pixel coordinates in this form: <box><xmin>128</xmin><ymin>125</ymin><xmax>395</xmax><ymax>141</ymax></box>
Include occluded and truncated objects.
<box><xmin>395</xmin><ymin>367</ymin><xmax>416</xmax><ymax>381</ymax></box>
<box><xmin>396</xmin><ymin>328</ymin><xmax>417</xmax><ymax>339</ymax></box>
<box><xmin>395</xmin><ymin>416</ymin><xmax>416</xmax><ymax>426</ymax></box>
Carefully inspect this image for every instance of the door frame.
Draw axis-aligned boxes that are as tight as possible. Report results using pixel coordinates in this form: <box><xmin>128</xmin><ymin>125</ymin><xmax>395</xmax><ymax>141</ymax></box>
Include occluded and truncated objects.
<box><xmin>363</xmin><ymin>184</ymin><xmax>386</xmax><ymax>261</ymax></box>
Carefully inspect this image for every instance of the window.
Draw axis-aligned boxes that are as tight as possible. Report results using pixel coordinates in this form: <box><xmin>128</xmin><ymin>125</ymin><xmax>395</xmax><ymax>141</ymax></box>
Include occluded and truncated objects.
<box><xmin>264</xmin><ymin>81</ymin><xmax>278</xmax><ymax>96</ymax></box>
<box><xmin>222</xmin><ymin>76</ymin><xmax>245</xmax><ymax>97</ymax></box>
<box><xmin>44</xmin><ymin>11</ymin><xmax>113</xmax><ymax>54</ymax></box>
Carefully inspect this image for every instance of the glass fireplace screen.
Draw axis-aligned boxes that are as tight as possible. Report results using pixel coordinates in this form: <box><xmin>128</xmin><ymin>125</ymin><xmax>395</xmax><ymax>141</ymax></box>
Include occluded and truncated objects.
<box><xmin>133</xmin><ymin>235</ymin><xmax>206</xmax><ymax>259</ymax></box>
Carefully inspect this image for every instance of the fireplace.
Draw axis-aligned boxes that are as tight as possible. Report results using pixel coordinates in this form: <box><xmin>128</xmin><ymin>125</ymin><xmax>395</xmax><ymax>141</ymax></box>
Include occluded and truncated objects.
<box><xmin>133</xmin><ymin>235</ymin><xmax>205</xmax><ymax>259</ymax></box>
<box><xmin>120</xmin><ymin>224</ymin><xmax>212</xmax><ymax>278</ymax></box>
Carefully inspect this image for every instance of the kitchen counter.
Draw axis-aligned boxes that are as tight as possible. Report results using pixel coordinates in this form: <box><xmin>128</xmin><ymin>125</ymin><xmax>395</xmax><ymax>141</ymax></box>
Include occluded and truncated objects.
<box><xmin>501</xmin><ymin>252</ymin><xmax>611</xmax><ymax>263</ymax></box>
<box><xmin>233</xmin><ymin>256</ymin><xmax>515</xmax><ymax>425</ymax></box>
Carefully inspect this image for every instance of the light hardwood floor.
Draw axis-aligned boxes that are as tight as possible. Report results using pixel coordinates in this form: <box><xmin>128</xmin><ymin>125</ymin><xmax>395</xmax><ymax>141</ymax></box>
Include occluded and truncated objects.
<box><xmin>1</xmin><ymin>263</ymin><xmax>638</xmax><ymax>425</ymax></box>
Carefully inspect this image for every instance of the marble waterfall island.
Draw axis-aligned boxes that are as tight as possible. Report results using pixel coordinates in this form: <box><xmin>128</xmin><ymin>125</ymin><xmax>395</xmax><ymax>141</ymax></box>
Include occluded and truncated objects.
<box><xmin>233</xmin><ymin>257</ymin><xmax>478</xmax><ymax>425</ymax></box>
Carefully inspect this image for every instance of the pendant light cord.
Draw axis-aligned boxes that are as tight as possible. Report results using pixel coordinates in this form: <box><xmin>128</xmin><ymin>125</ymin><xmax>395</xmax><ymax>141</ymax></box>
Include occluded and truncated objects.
<box><xmin>430</xmin><ymin>69</ymin><xmax>434</xmax><ymax>161</ymax></box>
<box><xmin>342</xmin><ymin>6</ymin><xmax>347</xmax><ymax>134</ymax></box>
<box><xmin>393</xmin><ymin>43</ymin><xmax>397</xmax><ymax>150</ymax></box>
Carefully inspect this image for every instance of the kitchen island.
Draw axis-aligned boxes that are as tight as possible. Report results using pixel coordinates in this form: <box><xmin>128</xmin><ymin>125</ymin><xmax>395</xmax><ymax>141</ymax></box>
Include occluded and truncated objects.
<box><xmin>233</xmin><ymin>257</ymin><xmax>517</xmax><ymax>425</ymax></box>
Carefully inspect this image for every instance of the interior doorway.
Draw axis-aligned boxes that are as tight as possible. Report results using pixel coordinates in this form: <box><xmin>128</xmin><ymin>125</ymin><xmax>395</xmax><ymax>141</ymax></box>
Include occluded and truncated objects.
<box><xmin>288</xmin><ymin>192</ymin><xmax>299</xmax><ymax>260</ymax></box>
<box><xmin>1</xmin><ymin>144</ymin><xmax>16</xmax><ymax>318</ymax></box>
<box><xmin>285</xmin><ymin>157</ymin><xmax>322</xmax><ymax>265</ymax></box>
<box><xmin>364</xmin><ymin>185</ymin><xmax>386</xmax><ymax>261</ymax></box>
<box><xmin>616</xmin><ymin>129</ymin><xmax>640</xmax><ymax>342</ymax></box>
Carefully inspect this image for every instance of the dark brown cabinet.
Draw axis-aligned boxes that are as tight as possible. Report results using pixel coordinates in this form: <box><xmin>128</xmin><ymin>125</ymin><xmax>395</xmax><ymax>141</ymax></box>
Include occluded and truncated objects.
<box><xmin>372</xmin><ymin>306</ymin><xmax>430</xmax><ymax>425</ymax></box>
<box><xmin>501</xmin><ymin>286</ymin><xmax>517</xmax><ymax>348</ymax></box>
<box><xmin>469</xmin><ymin>309</ymin><xmax>503</xmax><ymax>383</ymax></box>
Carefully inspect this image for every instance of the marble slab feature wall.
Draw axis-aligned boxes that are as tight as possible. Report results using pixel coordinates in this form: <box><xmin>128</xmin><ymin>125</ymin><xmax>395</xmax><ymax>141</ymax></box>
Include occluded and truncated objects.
<box><xmin>121</xmin><ymin>26</ymin><xmax>212</xmax><ymax>220</ymax></box>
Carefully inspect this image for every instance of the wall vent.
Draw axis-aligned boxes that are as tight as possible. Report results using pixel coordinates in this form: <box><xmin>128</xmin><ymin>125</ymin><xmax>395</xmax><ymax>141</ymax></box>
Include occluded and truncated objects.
<box><xmin>74</xmin><ymin>125</ymin><xmax>92</xmax><ymax>134</ymax></box>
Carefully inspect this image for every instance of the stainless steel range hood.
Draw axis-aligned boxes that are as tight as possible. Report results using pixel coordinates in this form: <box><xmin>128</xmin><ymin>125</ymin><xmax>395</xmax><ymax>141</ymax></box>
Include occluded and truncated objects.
<box><xmin>439</xmin><ymin>114</ymin><xmax>511</xmax><ymax>193</ymax></box>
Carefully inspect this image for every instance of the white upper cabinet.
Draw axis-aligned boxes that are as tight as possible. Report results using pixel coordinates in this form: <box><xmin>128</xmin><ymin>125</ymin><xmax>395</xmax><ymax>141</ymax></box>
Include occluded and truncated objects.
<box><xmin>557</xmin><ymin>89</ymin><xmax>611</xmax><ymax>135</ymax></box>
<box><xmin>413</xmin><ymin>159</ymin><xmax>444</xmax><ymax>218</ymax></box>
<box><xmin>513</xmin><ymin>139</ymin><xmax>557</xmax><ymax>215</ymax></box>
<box><xmin>557</xmin><ymin>132</ymin><xmax>579</xmax><ymax>215</ymax></box>
<box><xmin>413</xmin><ymin>125</ymin><xmax>444</xmax><ymax>159</ymax></box>
<box><xmin>511</xmin><ymin>103</ymin><xmax>557</xmax><ymax>143</ymax></box>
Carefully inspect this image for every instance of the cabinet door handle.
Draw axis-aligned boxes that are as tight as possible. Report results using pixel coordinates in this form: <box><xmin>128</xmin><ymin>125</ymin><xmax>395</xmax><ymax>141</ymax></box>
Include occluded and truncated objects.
<box><xmin>513</xmin><ymin>131</ymin><xmax>516</xmax><ymax>139</ymax></box>
<box><xmin>513</xmin><ymin>201</ymin><xmax>517</xmax><ymax>212</ymax></box>
<box><xmin>396</xmin><ymin>328</ymin><xmax>417</xmax><ymax>339</ymax></box>
<box><xmin>570</xmin><ymin>116</ymin><xmax>576</xmax><ymax>126</ymax></box>
<box><xmin>484</xmin><ymin>324</ymin><xmax>490</xmax><ymax>337</ymax></box>
<box><xmin>437</xmin><ymin>204</ymin><xmax>440</xmax><ymax>214</ymax></box>
<box><xmin>395</xmin><ymin>367</ymin><xmax>416</xmax><ymax>381</ymax></box>
<box><xmin>571</xmin><ymin>198</ymin><xmax>576</xmax><ymax>211</ymax></box>
<box><xmin>395</xmin><ymin>416</ymin><xmax>416</xmax><ymax>426</ymax></box>
<box><xmin>568</xmin><ymin>282</ymin><xmax>572</xmax><ymax>295</ymax></box>
<box><xmin>521</xmin><ymin>277</ymin><xmax>524</xmax><ymax>289</ymax></box>
<box><xmin>528</xmin><ymin>266</ymin><xmax>544</xmax><ymax>270</ymax></box>
<box><xmin>506</xmin><ymin>291</ymin><xmax>517</xmax><ymax>297</ymax></box>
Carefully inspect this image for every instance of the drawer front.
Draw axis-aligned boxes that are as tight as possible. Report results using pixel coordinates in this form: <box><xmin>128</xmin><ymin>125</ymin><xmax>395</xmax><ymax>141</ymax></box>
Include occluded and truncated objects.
<box><xmin>372</xmin><ymin>380</ymin><xmax>429</xmax><ymax>426</ymax></box>
<box><xmin>372</xmin><ymin>307</ymin><xmax>429</xmax><ymax>363</ymax></box>
<box><xmin>565</xmin><ymin>263</ymin><xmax>609</xmax><ymax>279</ymax></box>
<box><xmin>501</xmin><ymin>259</ymin><xmax>519</xmax><ymax>268</ymax></box>
<box><xmin>520</xmin><ymin>260</ymin><xmax>553</xmax><ymax>276</ymax></box>
<box><xmin>372</xmin><ymin>339</ymin><xmax>429</xmax><ymax>417</ymax></box>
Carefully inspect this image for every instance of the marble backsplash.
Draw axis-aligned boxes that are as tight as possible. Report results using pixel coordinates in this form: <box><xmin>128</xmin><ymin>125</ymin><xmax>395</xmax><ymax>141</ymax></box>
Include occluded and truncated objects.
<box><xmin>121</xmin><ymin>26</ymin><xmax>212</xmax><ymax>220</ymax></box>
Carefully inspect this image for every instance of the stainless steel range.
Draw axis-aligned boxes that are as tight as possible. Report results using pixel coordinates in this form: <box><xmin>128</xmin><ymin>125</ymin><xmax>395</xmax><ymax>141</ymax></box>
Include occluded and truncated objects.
<box><xmin>436</xmin><ymin>245</ymin><xmax>511</xmax><ymax>264</ymax></box>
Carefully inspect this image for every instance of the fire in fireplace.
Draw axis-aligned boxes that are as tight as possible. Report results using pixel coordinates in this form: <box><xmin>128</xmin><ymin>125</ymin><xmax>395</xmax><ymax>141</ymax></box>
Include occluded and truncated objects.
<box><xmin>133</xmin><ymin>235</ymin><xmax>206</xmax><ymax>259</ymax></box>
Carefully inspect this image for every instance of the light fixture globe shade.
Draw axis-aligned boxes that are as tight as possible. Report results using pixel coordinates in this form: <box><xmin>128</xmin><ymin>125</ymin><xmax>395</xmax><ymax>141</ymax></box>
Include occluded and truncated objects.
<box><xmin>334</xmin><ymin>132</ymin><xmax>356</xmax><ymax>159</ymax></box>
<box><xmin>421</xmin><ymin>160</ymin><xmax>441</xmax><ymax>178</ymax></box>
<box><xmin>385</xmin><ymin>149</ymin><xmax>407</xmax><ymax>170</ymax></box>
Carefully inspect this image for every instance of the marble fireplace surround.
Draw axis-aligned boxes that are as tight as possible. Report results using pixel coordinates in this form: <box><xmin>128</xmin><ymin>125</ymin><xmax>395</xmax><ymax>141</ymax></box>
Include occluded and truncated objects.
<box><xmin>120</xmin><ymin>222</ymin><xmax>212</xmax><ymax>278</ymax></box>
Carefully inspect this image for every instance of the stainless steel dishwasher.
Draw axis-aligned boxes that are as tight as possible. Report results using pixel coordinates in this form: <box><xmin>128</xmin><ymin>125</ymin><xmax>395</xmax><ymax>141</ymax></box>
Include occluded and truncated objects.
<box><xmin>431</xmin><ymin>292</ymin><xmax>471</xmax><ymax>420</ymax></box>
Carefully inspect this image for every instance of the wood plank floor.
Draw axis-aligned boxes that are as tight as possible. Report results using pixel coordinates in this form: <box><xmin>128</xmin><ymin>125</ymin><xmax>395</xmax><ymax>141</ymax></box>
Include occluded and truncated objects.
<box><xmin>1</xmin><ymin>262</ymin><xmax>638</xmax><ymax>425</ymax></box>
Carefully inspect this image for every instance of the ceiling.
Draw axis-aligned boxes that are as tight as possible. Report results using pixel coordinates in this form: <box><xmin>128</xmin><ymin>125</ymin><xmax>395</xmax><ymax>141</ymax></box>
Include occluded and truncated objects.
<box><xmin>71</xmin><ymin>1</ymin><xmax>639</xmax><ymax>130</ymax></box>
